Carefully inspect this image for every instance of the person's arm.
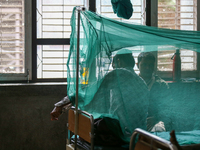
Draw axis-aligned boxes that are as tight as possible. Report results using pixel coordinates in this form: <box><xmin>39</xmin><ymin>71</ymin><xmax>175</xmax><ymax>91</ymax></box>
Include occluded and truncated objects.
<box><xmin>50</xmin><ymin>96</ymin><xmax>71</xmax><ymax>121</ymax></box>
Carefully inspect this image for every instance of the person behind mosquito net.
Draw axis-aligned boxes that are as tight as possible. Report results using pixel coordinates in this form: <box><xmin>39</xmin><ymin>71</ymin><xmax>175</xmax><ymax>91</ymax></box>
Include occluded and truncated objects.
<box><xmin>137</xmin><ymin>52</ymin><xmax>169</xmax><ymax>91</ymax></box>
<box><xmin>51</xmin><ymin>49</ymin><xmax>149</xmax><ymax>142</ymax></box>
<box><xmin>137</xmin><ymin>52</ymin><xmax>170</xmax><ymax>132</ymax></box>
<box><xmin>83</xmin><ymin>49</ymin><xmax>149</xmax><ymax>142</ymax></box>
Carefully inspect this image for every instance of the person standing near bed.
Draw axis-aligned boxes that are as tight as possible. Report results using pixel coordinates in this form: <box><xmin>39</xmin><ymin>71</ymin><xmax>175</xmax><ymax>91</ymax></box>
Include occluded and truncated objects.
<box><xmin>137</xmin><ymin>52</ymin><xmax>170</xmax><ymax>131</ymax></box>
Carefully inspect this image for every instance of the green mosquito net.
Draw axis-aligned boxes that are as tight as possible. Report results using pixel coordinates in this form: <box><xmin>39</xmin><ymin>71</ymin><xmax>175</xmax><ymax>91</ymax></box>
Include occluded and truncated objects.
<box><xmin>67</xmin><ymin>7</ymin><xmax>200</xmax><ymax>145</ymax></box>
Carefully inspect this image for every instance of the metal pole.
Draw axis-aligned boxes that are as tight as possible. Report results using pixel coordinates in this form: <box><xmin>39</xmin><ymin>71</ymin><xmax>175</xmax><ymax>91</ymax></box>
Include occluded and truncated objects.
<box><xmin>74</xmin><ymin>6</ymin><xmax>85</xmax><ymax>150</ymax></box>
<box><xmin>74</xmin><ymin>9</ymin><xmax>80</xmax><ymax>150</ymax></box>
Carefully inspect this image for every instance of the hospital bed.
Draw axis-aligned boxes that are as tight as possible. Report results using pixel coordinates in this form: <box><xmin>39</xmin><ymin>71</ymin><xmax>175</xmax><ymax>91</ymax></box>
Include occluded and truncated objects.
<box><xmin>66</xmin><ymin>107</ymin><xmax>180</xmax><ymax>150</ymax></box>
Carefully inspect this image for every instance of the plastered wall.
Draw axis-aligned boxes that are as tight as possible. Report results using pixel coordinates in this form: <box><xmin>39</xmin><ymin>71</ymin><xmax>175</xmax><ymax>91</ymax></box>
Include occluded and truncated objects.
<box><xmin>0</xmin><ymin>83</ymin><xmax>68</xmax><ymax>150</ymax></box>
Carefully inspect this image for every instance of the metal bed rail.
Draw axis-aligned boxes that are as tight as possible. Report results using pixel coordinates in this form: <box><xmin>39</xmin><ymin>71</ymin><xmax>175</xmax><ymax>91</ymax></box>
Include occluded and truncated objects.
<box><xmin>129</xmin><ymin>128</ymin><xmax>178</xmax><ymax>150</ymax></box>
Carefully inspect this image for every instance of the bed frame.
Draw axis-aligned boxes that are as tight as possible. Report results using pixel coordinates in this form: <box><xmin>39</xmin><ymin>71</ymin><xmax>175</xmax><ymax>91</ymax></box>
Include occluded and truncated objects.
<box><xmin>130</xmin><ymin>128</ymin><xmax>178</xmax><ymax>150</ymax></box>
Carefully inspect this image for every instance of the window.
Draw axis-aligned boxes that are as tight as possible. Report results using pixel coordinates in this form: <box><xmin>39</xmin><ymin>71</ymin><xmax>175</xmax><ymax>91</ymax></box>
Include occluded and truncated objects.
<box><xmin>35</xmin><ymin>0</ymin><xmax>86</xmax><ymax>80</ymax></box>
<box><xmin>0</xmin><ymin>0</ymin><xmax>24</xmax><ymax>73</ymax></box>
<box><xmin>157</xmin><ymin>0</ymin><xmax>198</xmax><ymax>78</ymax></box>
<box><xmin>0</xmin><ymin>0</ymin><xmax>31</xmax><ymax>81</ymax></box>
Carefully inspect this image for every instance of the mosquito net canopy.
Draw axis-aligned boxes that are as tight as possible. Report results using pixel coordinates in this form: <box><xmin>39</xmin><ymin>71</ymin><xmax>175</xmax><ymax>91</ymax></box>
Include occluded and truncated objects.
<box><xmin>67</xmin><ymin>7</ymin><xmax>200</xmax><ymax>145</ymax></box>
